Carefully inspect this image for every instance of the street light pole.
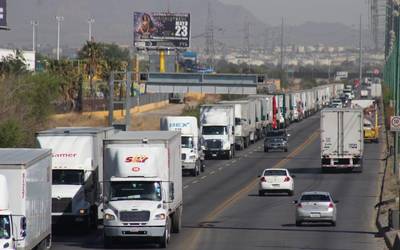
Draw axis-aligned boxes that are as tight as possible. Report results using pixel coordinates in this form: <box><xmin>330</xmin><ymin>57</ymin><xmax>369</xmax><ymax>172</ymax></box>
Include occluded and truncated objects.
<box><xmin>56</xmin><ymin>16</ymin><xmax>64</xmax><ymax>60</ymax></box>
<box><xmin>30</xmin><ymin>20</ymin><xmax>38</xmax><ymax>52</ymax></box>
<box><xmin>88</xmin><ymin>17</ymin><xmax>94</xmax><ymax>41</ymax></box>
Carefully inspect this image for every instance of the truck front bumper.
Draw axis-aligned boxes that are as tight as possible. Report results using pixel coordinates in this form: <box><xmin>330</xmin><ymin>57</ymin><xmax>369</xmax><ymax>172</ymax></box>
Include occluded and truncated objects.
<box><xmin>52</xmin><ymin>214</ymin><xmax>89</xmax><ymax>225</ymax></box>
<box><xmin>182</xmin><ymin>162</ymin><xmax>196</xmax><ymax>170</ymax></box>
<box><xmin>204</xmin><ymin>149</ymin><xmax>228</xmax><ymax>158</ymax></box>
<box><xmin>104</xmin><ymin>225</ymin><xmax>165</xmax><ymax>237</ymax></box>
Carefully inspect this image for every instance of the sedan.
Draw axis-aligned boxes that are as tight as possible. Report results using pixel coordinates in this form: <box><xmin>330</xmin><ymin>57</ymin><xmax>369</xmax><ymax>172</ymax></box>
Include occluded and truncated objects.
<box><xmin>264</xmin><ymin>137</ymin><xmax>288</xmax><ymax>152</ymax></box>
<box><xmin>258</xmin><ymin>168</ymin><xmax>294</xmax><ymax>196</ymax></box>
<box><xmin>294</xmin><ymin>191</ymin><xmax>338</xmax><ymax>226</ymax></box>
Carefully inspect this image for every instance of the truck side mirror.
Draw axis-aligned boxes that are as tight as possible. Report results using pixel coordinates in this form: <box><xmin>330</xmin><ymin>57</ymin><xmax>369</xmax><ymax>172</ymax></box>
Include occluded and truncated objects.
<box><xmin>201</xmin><ymin>145</ymin><xmax>206</xmax><ymax>151</ymax></box>
<box><xmin>169</xmin><ymin>182</ymin><xmax>175</xmax><ymax>201</ymax></box>
<box><xmin>20</xmin><ymin>217</ymin><xmax>26</xmax><ymax>231</ymax></box>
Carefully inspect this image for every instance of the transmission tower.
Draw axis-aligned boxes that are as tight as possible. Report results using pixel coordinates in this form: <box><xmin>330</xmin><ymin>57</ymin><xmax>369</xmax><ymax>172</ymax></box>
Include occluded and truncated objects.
<box><xmin>242</xmin><ymin>17</ymin><xmax>251</xmax><ymax>65</ymax></box>
<box><xmin>263</xmin><ymin>28</ymin><xmax>269</xmax><ymax>54</ymax></box>
<box><xmin>370</xmin><ymin>0</ymin><xmax>386</xmax><ymax>51</ymax></box>
<box><xmin>205</xmin><ymin>1</ymin><xmax>215</xmax><ymax>67</ymax></box>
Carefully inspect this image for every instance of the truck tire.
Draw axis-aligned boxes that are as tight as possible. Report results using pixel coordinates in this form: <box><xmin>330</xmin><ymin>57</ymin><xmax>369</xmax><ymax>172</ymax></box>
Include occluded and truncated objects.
<box><xmin>91</xmin><ymin>207</ymin><xmax>98</xmax><ymax>230</ymax></box>
<box><xmin>191</xmin><ymin>164</ymin><xmax>199</xmax><ymax>177</ymax></box>
<box><xmin>200</xmin><ymin>161</ymin><xmax>205</xmax><ymax>172</ymax></box>
<box><xmin>158</xmin><ymin>220</ymin><xmax>171</xmax><ymax>248</ymax></box>
<box><xmin>171</xmin><ymin>206</ymin><xmax>182</xmax><ymax>233</ymax></box>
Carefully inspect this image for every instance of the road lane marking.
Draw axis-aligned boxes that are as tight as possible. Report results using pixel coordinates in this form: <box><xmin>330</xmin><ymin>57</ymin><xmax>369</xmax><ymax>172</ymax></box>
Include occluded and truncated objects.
<box><xmin>232</xmin><ymin>160</ymin><xmax>237</xmax><ymax>163</ymax></box>
<box><xmin>184</xmin><ymin>185</ymin><xmax>189</xmax><ymax>189</ymax></box>
<box><xmin>210</xmin><ymin>171</ymin><xmax>215</xmax><ymax>175</ymax></box>
<box><xmin>225</xmin><ymin>163</ymin><xmax>230</xmax><ymax>166</ymax></box>
<box><xmin>192</xmin><ymin>180</ymin><xmax>198</xmax><ymax>184</ymax></box>
<box><xmin>201</xmin><ymin>176</ymin><xmax>207</xmax><ymax>179</ymax></box>
<box><xmin>183</xmin><ymin>129</ymin><xmax>320</xmax><ymax>250</ymax></box>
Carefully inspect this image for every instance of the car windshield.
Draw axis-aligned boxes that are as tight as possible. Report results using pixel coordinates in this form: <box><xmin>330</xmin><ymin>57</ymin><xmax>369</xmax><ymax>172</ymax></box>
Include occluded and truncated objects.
<box><xmin>301</xmin><ymin>194</ymin><xmax>331</xmax><ymax>202</ymax></box>
<box><xmin>264</xmin><ymin>170</ymin><xmax>287</xmax><ymax>176</ymax></box>
<box><xmin>0</xmin><ymin>216</ymin><xmax>11</xmax><ymax>239</ymax></box>
<box><xmin>53</xmin><ymin>170</ymin><xmax>84</xmax><ymax>185</ymax></box>
<box><xmin>110</xmin><ymin>181</ymin><xmax>162</xmax><ymax>201</ymax></box>
<box><xmin>266</xmin><ymin>130</ymin><xmax>287</xmax><ymax>138</ymax></box>
<box><xmin>202</xmin><ymin>126</ymin><xmax>227</xmax><ymax>135</ymax></box>
<box><xmin>182</xmin><ymin>136</ymin><xmax>194</xmax><ymax>148</ymax></box>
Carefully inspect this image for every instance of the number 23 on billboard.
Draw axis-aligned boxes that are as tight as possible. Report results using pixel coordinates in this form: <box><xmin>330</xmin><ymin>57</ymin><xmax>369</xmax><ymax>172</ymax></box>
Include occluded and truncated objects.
<box><xmin>175</xmin><ymin>21</ymin><xmax>188</xmax><ymax>37</ymax></box>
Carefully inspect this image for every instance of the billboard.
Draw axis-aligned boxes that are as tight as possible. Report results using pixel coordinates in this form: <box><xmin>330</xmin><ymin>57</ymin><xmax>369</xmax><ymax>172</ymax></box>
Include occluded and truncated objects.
<box><xmin>134</xmin><ymin>12</ymin><xmax>190</xmax><ymax>49</ymax></box>
<box><xmin>0</xmin><ymin>0</ymin><xmax>6</xmax><ymax>28</ymax></box>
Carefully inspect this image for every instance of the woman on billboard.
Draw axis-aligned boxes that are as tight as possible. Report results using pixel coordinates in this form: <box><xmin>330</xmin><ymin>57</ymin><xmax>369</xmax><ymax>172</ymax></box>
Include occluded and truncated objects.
<box><xmin>137</xmin><ymin>13</ymin><xmax>157</xmax><ymax>38</ymax></box>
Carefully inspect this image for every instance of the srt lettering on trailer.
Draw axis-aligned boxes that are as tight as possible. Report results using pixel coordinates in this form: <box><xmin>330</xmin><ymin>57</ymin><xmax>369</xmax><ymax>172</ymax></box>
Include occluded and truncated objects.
<box><xmin>125</xmin><ymin>155</ymin><xmax>149</xmax><ymax>163</ymax></box>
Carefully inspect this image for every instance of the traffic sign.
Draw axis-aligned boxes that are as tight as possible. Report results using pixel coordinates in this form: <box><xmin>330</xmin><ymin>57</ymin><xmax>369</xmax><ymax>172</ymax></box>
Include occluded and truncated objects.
<box><xmin>390</xmin><ymin>116</ymin><xmax>400</xmax><ymax>131</ymax></box>
<box><xmin>373</xmin><ymin>68</ymin><xmax>380</xmax><ymax>76</ymax></box>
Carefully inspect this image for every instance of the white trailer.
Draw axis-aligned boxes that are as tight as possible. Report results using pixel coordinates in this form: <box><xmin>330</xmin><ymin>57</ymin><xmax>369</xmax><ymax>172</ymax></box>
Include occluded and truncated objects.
<box><xmin>0</xmin><ymin>149</ymin><xmax>52</xmax><ymax>250</ymax></box>
<box><xmin>200</xmin><ymin>104</ymin><xmax>235</xmax><ymax>159</ymax></box>
<box><xmin>160</xmin><ymin>116</ymin><xmax>205</xmax><ymax>176</ymax></box>
<box><xmin>37</xmin><ymin>127</ymin><xmax>115</xmax><ymax>227</ymax></box>
<box><xmin>219</xmin><ymin>101</ymin><xmax>251</xmax><ymax>150</ymax></box>
<box><xmin>370</xmin><ymin>83</ymin><xmax>382</xmax><ymax>99</ymax></box>
<box><xmin>249</xmin><ymin>95</ymin><xmax>271</xmax><ymax>134</ymax></box>
<box><xmin>320</xmin><ymin>108</ymin><xmax>364</xmax><ymax>172</ymax></box>
<box><xmin>102</xmin><ymin>131</ymin><xmax>182</xmax><ymax>248</ymax></box>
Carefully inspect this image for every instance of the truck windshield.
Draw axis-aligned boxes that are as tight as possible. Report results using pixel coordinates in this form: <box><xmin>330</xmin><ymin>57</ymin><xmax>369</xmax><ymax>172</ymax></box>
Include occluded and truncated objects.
<box><xmin>110</xmin><ymin>181</ymin><xmax>162</xmax><ymax>201</ymax></box>
<box><xmin>0</xmin><ymin>216</ymin><xmax>11</xmax><ymax>239</ymax></box>
<box><xmin>202</xmin><ymin>126</ymin><xmax>227</xmax><ymax>135</ymax></box>
<box><xmin>53</xmin><ymin>170</ymin><xmax>84</xmax><ymax>185</ymax></box>
<box><xmin>181</xmin><ymin>136</ymin><xmax>194</xmax><ymax>148</ymax></box>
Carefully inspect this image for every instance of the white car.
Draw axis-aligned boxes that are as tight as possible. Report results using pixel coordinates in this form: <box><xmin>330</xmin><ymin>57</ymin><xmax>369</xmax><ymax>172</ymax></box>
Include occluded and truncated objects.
<box><xmin>258</xmin><ymin>168</ymin><xmax>294</xmax><ymax>196</ymax></box>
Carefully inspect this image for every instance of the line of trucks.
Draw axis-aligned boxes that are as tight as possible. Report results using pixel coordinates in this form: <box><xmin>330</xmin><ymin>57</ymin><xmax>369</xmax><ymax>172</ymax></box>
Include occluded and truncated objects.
<box><xmin>0</xmin><ymin>83</ymin><xmax>345</xmax><ymax>249</ymax></box>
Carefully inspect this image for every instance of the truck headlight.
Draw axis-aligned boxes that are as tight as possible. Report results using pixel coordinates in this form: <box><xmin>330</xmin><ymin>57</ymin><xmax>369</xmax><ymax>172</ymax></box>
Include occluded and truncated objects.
<box><xmin>104</xmin><ymin>213</ymin><xmax>116</xmax><ymax>221</ymax></box>
<box><xmin>79</xmin><ymin>209</ymin><xmax>87</xmax><ymax>215</ymax></box>
<box><xmin>189</xmin><ymin>155</ymin><xmax>196</xmax><ymax>160</ymax></box>
<box><xmin>154</xmin><ymin>213</ymin><xmax>166</xmax><ymax>220</ymax></box>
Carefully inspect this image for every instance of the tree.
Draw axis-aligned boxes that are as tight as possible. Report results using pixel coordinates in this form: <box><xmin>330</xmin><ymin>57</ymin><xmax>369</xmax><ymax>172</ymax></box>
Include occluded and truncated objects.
<box><xmin>78</xmin><ymin>41</ymin><xmax>104</xmax><ymax>98</ymax></box>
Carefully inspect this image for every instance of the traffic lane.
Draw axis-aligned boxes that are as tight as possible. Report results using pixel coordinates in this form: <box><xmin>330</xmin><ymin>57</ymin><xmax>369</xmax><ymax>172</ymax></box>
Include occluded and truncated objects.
<box><xmin>51</xmin><ymin>115</ymin><xmax>320</xmax><ymax>250</ymax></box>
<box><xmin>196</xmin><ymin>126</ymin><xmax>383</xmax><ymax>250</ymax></box>
<box><xmin>182</xmin><ymin>113</ymin><xmax>320</xmax><ymax>187</ymax></box>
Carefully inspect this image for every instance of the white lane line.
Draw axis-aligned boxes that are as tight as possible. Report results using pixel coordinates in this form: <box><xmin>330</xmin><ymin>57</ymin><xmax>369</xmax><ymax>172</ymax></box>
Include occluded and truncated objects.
<box><xmin>183</xmin><ymin>185</ymin><xmax>189</xmax><ymax>189</ymax></box>
<box><xmin>210</xmin><ymin>171</ymin><xmax>215</xmax><ymax>175</ymax></box>
<box><xmin>218</xmin><ymin>167</ymin><xmax>223</xmax><ymax>171</ymax></box>
<box><xmin>201</xmin><ymin>176</ymin><xmax>207</xmax><ymax>179</ymax></box>
<box><xmin>192</xmin><ymin>180</ymin><xmax>198</xmax><ymax>184</ymax></box>
<box><xmin>225</xmin><ymin>163</ymin><xmax>231</xmax><ymax>166</ymax></box>
<box><xmin>244</xmin><ymin>154</ymin><xmax>248</xmax><ymax>157</ymax></box>
<box><xmin>232</xmin><ymin>160</ymin><xmax>237</xmax><ymax>163</ymax></box>
<box><xmin>249</xmin><ymin>151</ymin><xmax>254</xmax><ymax>154</ymax></box>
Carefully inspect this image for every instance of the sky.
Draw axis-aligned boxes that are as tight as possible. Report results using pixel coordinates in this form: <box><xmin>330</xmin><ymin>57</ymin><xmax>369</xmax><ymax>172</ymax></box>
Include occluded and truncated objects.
<box><xmin>218</xmin><ymin>0</ymin><xmax>369</xmax><ymax>27</ymax></box>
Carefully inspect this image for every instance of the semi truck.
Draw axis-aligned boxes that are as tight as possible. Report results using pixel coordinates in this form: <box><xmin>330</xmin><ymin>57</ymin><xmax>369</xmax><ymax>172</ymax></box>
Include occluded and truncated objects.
<box><xmin>320</xmin><ymin>108</ymin><xmax>364</xmax><ymax>172</ymax></box>
<box><xmin>160</xmin><ymin>116</ymin><xmax>205</xmax><ymax>176</ymax></box>
<box><xmin>0</xmin><ymin>149</ymin><xmax>52</xmax><ymax>250</ymax></box>
<box><xmin>219</xmin><ymin>100</ymin><xmax>251</xmax><ymax>150</ymax></box>
<box><xmin>37</xmin><ymin>127</ymin><xmax>115</xmax><ymax>229</ymax></box>
<box><xmin>200</xmin><ymin>104</ymin><xmax>235</xmax><ymax>159</ymax></box>
<box><xmin>102</xmin><ymin>131</ymin><xmax>182</xmax><ymax>248</ymax></box>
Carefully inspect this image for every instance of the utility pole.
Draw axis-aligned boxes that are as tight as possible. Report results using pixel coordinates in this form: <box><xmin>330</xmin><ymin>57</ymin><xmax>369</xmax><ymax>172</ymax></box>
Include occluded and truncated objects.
<box><xmin>243</xmin><ymin>17</ymin><xmax>251</xmax><ymax>72</ymax></box>
<box><xmin>263</xmin><ymin>28</ymin><xmax>269</xmax><ymax>55</ymax></box>
<box><xmin>359</xmin><ymin>15</ymin><xmax>363</xmax><ymax>82</ymax></box>
<box><xmin>56</xmin><ymin>16</ymin><xmax>64</xmax><ymax>60</ymax></box>
<box><xmin>280</xmin><ymin>17</ymin><xmax>285</xmax><ymax>87</ymax></box>
<box><xmin>30</xmin><ymin>20</ymin><xmax>38</xmax><ymax>52</ymax></box>
<box><xmin>205</xmin><ymin>1</ymin><xmax>215</xmax><ymax>68</ymax></box>
<box><xmin>88</xmin><ymin>17</ymin><xmax>94</xmax><ymax>41</ymax></box>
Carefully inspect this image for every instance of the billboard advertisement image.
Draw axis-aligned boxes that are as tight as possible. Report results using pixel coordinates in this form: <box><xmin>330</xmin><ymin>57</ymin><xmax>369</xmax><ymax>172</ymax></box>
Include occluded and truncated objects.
<box><xmin>134</xmin><ymin>12</ymin><xmax>190</xmax><ymax>49</ymax></box>
<box><xmin>0</xmin><ymin>0</ymin><xmax>7</xmax><ymax>28</ymax></box>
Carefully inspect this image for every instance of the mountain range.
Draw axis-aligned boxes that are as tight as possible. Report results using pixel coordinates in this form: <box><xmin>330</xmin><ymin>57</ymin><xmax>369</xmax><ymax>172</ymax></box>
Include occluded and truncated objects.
<box><xmin>0</xmin><ymin>0</ymin><xmax>364</xmax><ymax>50</ymax></box>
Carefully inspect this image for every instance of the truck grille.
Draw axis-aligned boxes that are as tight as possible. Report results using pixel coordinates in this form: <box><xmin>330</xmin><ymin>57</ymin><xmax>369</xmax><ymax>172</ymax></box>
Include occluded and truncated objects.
<box><xmin>205</xmin><ymin>139</ymin><xmax>222</xmax><ymax>149</ymax></box>
<box><xmin>52</xmin><ymin>198</ymin><xmax>72</xmax><ymax>213</ymax></box>
<box><xmin>182</xmin><ymin>153</ymin><xmax>186</xmax><ymax>160</ymax></box>
<box><xmin>119</xmin><ymin>211</ymin><xmax>150</xmax><ymax>222</ymax></box>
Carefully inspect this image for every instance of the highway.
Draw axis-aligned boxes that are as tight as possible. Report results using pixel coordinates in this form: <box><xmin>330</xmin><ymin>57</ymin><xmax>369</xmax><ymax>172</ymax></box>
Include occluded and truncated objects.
<box><xmin>53</xmin><ymin>113</ymin><xmax>384</xmax><ymax>249</ymax></box>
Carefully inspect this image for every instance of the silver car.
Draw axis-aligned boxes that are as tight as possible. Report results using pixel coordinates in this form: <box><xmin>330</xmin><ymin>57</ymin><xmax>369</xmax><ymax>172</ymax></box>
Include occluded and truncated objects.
<box><xmin>294</xmin><ymin>191</ymin><xmax>338</xmax><ymax>226</ymax></box>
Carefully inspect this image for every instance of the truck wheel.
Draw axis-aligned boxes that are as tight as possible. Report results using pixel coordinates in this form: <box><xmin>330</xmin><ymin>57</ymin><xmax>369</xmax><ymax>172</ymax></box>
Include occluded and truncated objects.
<box><xmin>91</xmin><ymin>207</ymin><xmax>98</xmax><ymax>230</ymax></box>
<box><xmin>200</xmin><ymin>161</ymin><xmax>205</xmax><ymax>172</ymax></box>
<box><xmin>191</xmin><ymin>165</ymin><xmax>199</xmax><ymax>177</ymax></box>
<box><xmin>264</xmin><ymin>148</ymin><xmax>268</xmax><ymax>152</ymax></box>
<box><xmin>159</xmin><ymin>220</ymin><xmax>171</xmax><ymax>248</ymax></box>
<box><xmin>103</xmin><ymin>235</ymin><xmax>113</xmax><ymax>249</ymax></box>
<box><xmin>171</xmin><ymin>206</ymin><xmax>182</xmax><ymax>233</ymax></box>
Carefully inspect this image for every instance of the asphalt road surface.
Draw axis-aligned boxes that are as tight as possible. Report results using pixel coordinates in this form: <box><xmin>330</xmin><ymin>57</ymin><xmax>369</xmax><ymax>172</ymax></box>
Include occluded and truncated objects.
<box><xmin>53</xmin><ymin>113</ymin><xmax>385</xmax><ymax>250</ymax></box>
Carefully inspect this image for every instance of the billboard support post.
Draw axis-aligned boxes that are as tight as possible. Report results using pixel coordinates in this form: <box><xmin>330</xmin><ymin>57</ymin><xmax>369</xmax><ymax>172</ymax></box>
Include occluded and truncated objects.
<box><xmin>160</xmin><ymin>50</ymin><xmax>166</xmax><ymax>73</ymax></box>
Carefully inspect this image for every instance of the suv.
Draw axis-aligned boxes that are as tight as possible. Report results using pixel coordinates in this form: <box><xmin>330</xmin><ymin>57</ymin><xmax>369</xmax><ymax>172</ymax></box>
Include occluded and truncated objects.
<box><xmin>264</xmin><ymin>137</ymin><xmax>288</xmax><ymax>152</ymax></box>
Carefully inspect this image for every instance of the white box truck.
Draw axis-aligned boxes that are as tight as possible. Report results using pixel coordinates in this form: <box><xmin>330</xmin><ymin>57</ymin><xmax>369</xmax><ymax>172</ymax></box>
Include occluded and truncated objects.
<box><xmin>200</xmin><ymin>104</ymin><xmax>235</xmax><ymax>159</ymax></box>
<box><xmin>102</xmin><ymin>131</ymin><xmax>182</xmax><ymax>248</ymax></box>
<box><xmin>36</xmin><ymin>127</ymin><xmax>115</xmax><ymax>228</ymax></box>
<box><xmin>370</xmin><ymin>83</ymin><xmax>382</xmax><ymax>99</ymax></box>
<box><xmin>247</xmin><ymin>99</ymin><xmax>258</xmax><ymax>142</ymax></box>
<box><xmin>219</xmin><ymin>100</ymin><xmax>251</xmax><ymax>150</ymax></box>
<box><xmin>160</xmin><ymin>116</ymin><xmax>205</xmax><ymax>176</ymax></box>
<box><xmin>321</xmin><ymin>108</ymin><xmax>364</xmax><ymax>172</ymax></box>
<box><xmin>0</xmin><ymin>149</ymin><xmax>52</xmax><ymax>250</ymax></box>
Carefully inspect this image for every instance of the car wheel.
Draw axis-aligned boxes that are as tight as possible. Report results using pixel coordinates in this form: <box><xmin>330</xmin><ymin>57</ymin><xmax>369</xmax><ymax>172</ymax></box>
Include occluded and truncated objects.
<box><xmin>258</xmin><ymin>190</ymin><xmax>264</xmax><ymax>196</ymax></box>
<box><xmin>331</xmin><ymin>221</ymin><xmax>336</xmax><ymax>227</ymax></box>
<box><xmin>295</xmin><ymin>220</ymin><xmax>302</xmax><ymax>226</ymax></box>
<box><xmin>265</xmin><ymin>148</ymin><xmax>269</xmax><ymax>152</ymax></box>
<box><xmin>288</xmin><ymin>190</ymin><xmax>294</xmax><ymax>196</ymax></box>
<box><xmin>284</xmin><ymin>148</ymin><xmax>288</xmax><ymax>152</ymax></box>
